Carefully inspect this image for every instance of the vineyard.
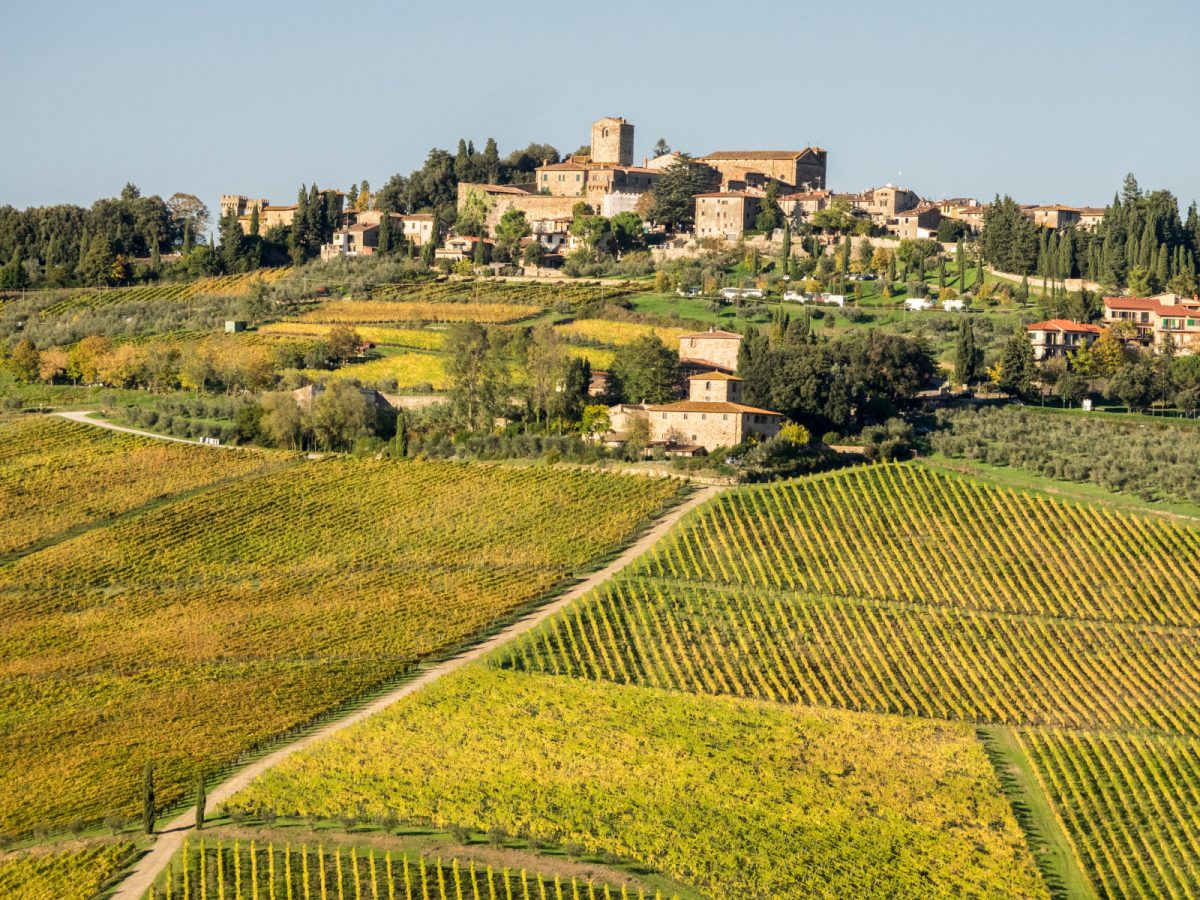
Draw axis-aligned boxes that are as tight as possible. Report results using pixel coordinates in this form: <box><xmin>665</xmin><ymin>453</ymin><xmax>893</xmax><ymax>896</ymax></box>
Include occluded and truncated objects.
<box><xmin>553</xmin><ymin>320</ymin><xmax>688</xmax><ymax>349</ymax></box>
<box><xmin>0</xmin><ymin>416</ymin><xmax>286</xmax><ymax>556</ymax></box>
<box><xmin>491</xmin><ymin>463</ymin><xmax>1200</xmax><ymax>897</ymax></box>
<box><xmin>0</xmin><ymin>841</ymin><xmax>136</xmax><ymax>900</ymax></box>
<box><xmin>228</xmin><ymin>668</ymin><xmax>1046</xmax><ymax>899</ymax></box>
<box><xmin>261</xmin><ymin>322</ymin><xmax>447</xmax><ymax>351</ymax></box>
<box><xmin>365</xmin><ymin>280</ymin><xmax>648</xmax><ymax>306</ymax></box>
<box><xmin>149</xmin><ymin>838</ymin><xmax>643</xmax><ymax>900</ymax></box>
<box><xmin>297</xmin><ymin>300</ymin><xmax>544</xmax><ymax>325</ymax></box>
<box><xmin>309</xmin><ymin>350</ymin><xmax>448</xmax><ymax>390</ymax></box>
<box><xmin>37</xmin><ymin>269</ymin><xmax>292</xmax><ymax>316</ymax></box>
<box><xmin>0</xmin><ymin>458</ymin><xmax>682</xmax><ymax>836</ymax></box>
<box><xmin>1017</xmin><ymin>728</ymin><xmax>1200</xmax><ymax>899</ymax></box>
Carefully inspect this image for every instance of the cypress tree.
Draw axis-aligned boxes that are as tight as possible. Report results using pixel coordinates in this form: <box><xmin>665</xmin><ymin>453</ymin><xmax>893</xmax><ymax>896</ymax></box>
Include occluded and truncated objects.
<box><xmin>143</xmin><ymin>763</ymin><xmax>156</xmax><ymax>834</ymax></box>
<box><xmin>956</xmin><ymin>238</ymin><xmax>965</xmax><ymax>287</ymax></box>
<box><xmin>195</xmin><ymin>772</ymin><xmax>207</xmax><ymax>831</ymax></box>
<box><xmin>249</xmin><ymin>206</ymin><xmax>259</xmax><ymax>238</ymax></box>
<box><xmin>378</xmin><ymin>213</ymin><xmax>393</xmax><ymax>256</ymax></box>
<box><xmin>954</xmin><ymin>319</ymin><xmax>981</xmax><ymax>385</ymax></box>
<box><xmin>780</xmin><ymin>221</ymin><xmax>791</xmax><ymax>264</ymax></box>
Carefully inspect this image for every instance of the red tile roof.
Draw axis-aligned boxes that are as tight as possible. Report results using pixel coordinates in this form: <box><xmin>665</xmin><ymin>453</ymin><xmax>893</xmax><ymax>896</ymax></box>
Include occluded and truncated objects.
<box><xmin>679</xmin><ymin>330</ymin><xmax>743</xmax><ymax>340</ymax></box>
<box><xmin>701</xmin><ymin>149</ymin><xmax>823</xmax><ymax>160</ymax></box>
<box><xmin>688</xmin><ymin>370</ymin><xmax>742</xmax><ymax>381</ymax></box>
<box><xmin>1025</xmin><ymin>320</ymin><xmax>1105</xmax><ymax>333</ymax></box>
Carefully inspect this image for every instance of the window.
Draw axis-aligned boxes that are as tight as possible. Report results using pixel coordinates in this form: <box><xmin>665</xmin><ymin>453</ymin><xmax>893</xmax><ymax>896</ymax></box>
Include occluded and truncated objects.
<box><xmin>701</xmin><ymin>414</ymin><xmax>707</xmax><ymax>420</ymax></box>
<box><xmin>723</xmin><ymin>413</ymin><xmax>728</xmax><ymax>420</ymax></box>
<box><xmin>683</xmin><ymin>413</ymin><xmax>688</xmax><ymax>420</ymax></box>
<box><xmin>705</xmin><ymin>381</ymin><xmax>711</xmax><ymax>390</ymax></box>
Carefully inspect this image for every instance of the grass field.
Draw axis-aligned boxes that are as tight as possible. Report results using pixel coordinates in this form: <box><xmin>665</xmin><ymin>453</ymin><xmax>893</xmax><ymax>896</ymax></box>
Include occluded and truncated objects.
<box><xmin>0</xmin><ymin>456</ymin><xmax>682</xmax><ymax>837</ymax></box>
<box><xmin>0</xmin><ymin>416</ymin><xmax>288</xmax><ymax>558</ymax></box>
<box><xmin>553</xmin><ymin>320</ymin><xmax>689</xmax><ymax>348</ymax></box>
<box><xmin>0</xmin><ymin>841</ymin><xmax>136</xmax><ymax>900</ymax></box>
<box><xmin>229</xmin><ymin>667</ymin><xmax>1046</xmax><ymax>899</ymax></box>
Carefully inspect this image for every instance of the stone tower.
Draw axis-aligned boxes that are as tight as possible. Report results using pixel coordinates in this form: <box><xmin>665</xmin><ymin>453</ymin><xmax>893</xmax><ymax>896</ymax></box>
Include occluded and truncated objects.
<box><xmin>590</xmin><ymin>116</ymin><xmax>634</xmax><ymax>166</ymax></box>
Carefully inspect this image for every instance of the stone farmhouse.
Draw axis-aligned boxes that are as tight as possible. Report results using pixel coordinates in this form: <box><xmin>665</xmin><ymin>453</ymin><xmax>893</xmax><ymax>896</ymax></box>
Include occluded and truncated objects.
<box><xmin>1104</xmin><ymin>294</ymin><xmax>1200</xmax><ymax>353</ymax></box>
<box><xmin>694</xmin><ymin>192</ymin><xmax>761</xmax><ymax>241</ymax></box>
<box><xmin>646</xmin><ymin>372</ymin><xmax>782</xmax><ymax>453</ymax></box>
<box><xmin>1025</xmin><ymin>320</ymin><xmax>1104</xmax><ymax>360</ymax></box>
<box><xmin>320</xmin><ymin>210</ymin><xmax>435</xmax><ymax>260</ymax></box>
<box><xmin>894</xmin><ymin>204</ymin><xmax>942</xmax><ymax>240</ymax></box>
<box><xmin>678</xmin><ymin>328</ymin><xmax>742</xmax><ymax>376</ymax></box>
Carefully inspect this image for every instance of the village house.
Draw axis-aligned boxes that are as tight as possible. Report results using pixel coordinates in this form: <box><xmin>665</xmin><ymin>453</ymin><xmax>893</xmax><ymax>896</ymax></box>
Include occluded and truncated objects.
<box><xmin>1025</xmin><ymin>319</ymin><xmax>1105</xmax><ymax>360</ymax></box>
<box><xmin>435</xmin><ymin>235</ymin><xmax>494</xmax><ymax>263</ymax></box>
<box><xmin>345</xmin><ymin>209</ymin><xmax>435</xmax><ymax>246</ymax></box>
<box><xmin>222</xmin><ymin>190</ymin><xmax>344</xmax><ymax>235</ymax></box>
<box><xmin>679</xmin><ymin>328</ymin><xmax>742</xmax><ymax>375</ymax></box>
<box><xmin>893</xmin><ymin>204</ymin><xmax>942</xmax><ymax>240</ymax></box>
<box><xmin>778</xmin><ymin>189</ymin><xmax>832</xmax><ymax>224</ymax></box>
<box><xmin>320</xmin><ymin>211</ymin><xmax>437</xmax><ymax>260</ymax></box>
<box><xmin>1104</xmin><ymin>294</ymin><xmax>1200</xmax><ymax>353</ymax></box>
<box><xmin>941</xmin><ymin>200</ymin><xmax>987</xmax><ymax>231</ymax></box>
<box><xmin>1078</xmin><ymin>207</ymin><xmax>1106</xmax><ymax>230</ymax></box>
<box><xmin>646</xmin><ymin>372</ymin><xmax>783</xmax><ymax>452</ymax></box>
<box><xmin>1028</xmin><ymin>205</ymin><xmax>1082</xmax><ymax>229</ymax></box>
<box><xmin>693</xmin><ymin>193</ymin><xmax>760</xmax><ymax>241</ymax></box>
<box><xmin>698</xmin><ymin>149</ymin><xmax>827</xmax><ymax>192</ymax></box>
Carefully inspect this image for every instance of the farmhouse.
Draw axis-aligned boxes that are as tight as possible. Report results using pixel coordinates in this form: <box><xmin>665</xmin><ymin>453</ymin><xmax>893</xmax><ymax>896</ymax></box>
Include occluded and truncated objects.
<box><xmin>678</xmin><ymin>328</ymin><xmax>742</xmax><ymax>375</ymax></box>
<box><xmin>647</xmin><ymin>372</ymin><xmax>782</xmax><ymax>452</ymax></box>
<box><xmin>1024</xmin><ymin>319</ymin><xmax>1104</xmax><ymax>360</ymax></box>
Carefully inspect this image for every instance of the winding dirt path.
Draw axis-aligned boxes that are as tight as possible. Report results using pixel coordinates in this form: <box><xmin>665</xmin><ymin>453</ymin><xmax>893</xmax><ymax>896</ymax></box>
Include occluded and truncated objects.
<box><xmin>54</xmin><ymin>410</ymin><xmax>235</xmax><ymax>447</ymax></box>
<box><xmin>109</xmin><ymin>485</ymin><xmax>721</xmax><ymax>899</ymax></box>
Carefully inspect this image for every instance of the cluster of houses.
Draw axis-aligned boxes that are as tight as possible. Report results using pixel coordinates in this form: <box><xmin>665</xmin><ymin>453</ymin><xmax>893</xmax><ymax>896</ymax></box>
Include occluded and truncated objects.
<box><xmin>223</xmin><ymin>114</ymin><xmax>1114</xmax><ymax>268</ymax></box>
<box><xmin>1026</xmin><ymin>293</ymin><xmax>1200</xmax><ymax>360</ymax></box>
<box><xmin>603</xmin><ymin>328</ymin><xmax>783</xmax><ymax>455</ymax></box>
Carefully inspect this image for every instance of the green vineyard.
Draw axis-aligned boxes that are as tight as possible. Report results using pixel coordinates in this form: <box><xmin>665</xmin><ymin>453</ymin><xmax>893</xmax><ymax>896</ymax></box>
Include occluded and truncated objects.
<box><xmin>1017</xmin><ymin>727</ymin><xmax>1200</xmax><ymax>899</ymax></box>
<box><xmin>36</xmin><ymin>269</ymin><xmax>292</xmax><ymax>316</ymax></box>
<box><xmin>490</xmin><ymin>463</ymin><xmax>1200</xmax><ymax>897</ymax></box>
<box><xmin>0</xmin><ymin>455</ymin><xmax>682</xmax><ymax>836</ymax></box>
<box><xmin>0</xmin><ymin>841</ymin><xmax>135</xmax><ymax>900</ymax></box>
<box><xmin>0</xmin><ymin>416</ymin><xmax>287</xmax><ymax>557</ymax></box>
<box><xmin>150</xmin><ymin>839</ymin><xmax>644</xmax><ymax>900</ymax></box>
<box><xmin>229</xmin><ymin>668</ymin><xmax>1046</xmax><ymax>900</ymax></box>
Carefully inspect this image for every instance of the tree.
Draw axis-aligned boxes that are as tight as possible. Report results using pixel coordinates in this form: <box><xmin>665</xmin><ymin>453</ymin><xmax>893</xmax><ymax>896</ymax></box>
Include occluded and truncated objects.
<box><xmin>780</xmin><ymin>221</ymin><xmax>792</xmax><ymax>264</ymax></box>
<box><xmin>954</xmin><ymin>319</ymin><xmax>982</xmax><ymax>385</ymax></box>
<box><xmin>611</xmin><ymin>335</ymin><xmax>679</xmax><ymax>404</ymax></box>
<box><xmin>37</xmin><ymin>346</ymin><xmax>69</xmax><ymax>383</ymax></box>
<box><xmin>1057</xmin><ymin>370</ymin><xmax>1088</xmax><ymax>407</ymax></box>
<box><xmin>648</xmin><ymin>155</ymin><xmax>719</xmax><ymax>230</ymax></box>
<box><xmin>260</xmin><ymin>391</ymin><xmax>308</xmax><ymax>450</ymax></box>
<box><xmin>195</xmin><ymin>772</ymin><xmax>207</xmax><ymax>831</ymax></box>
<box><xmin>550</xmin><ymin>357</ymin><xmax>592</xmax><ymax>424</ymax></box>
<box><xmin>610</xmin><ymin>211</ymin><xmax>644</xmax><ymax>253</ymax></box>
<box><xmin>980</xmin><ymin>195</ymin><xmax>1040</xmax><ymax>274</ymax></box>
<box><xmin>77</xmin><ymin>233</ymin><xmax>116</xmax><ymax>285</ymax></box>
<box><xmin>444</xmin><ymin>322</ymin><xmax>494</xmax><ymax>429</ymax></box>
<box><xmin>1108</xmin><ymin>360</ymin><xmax>1155</xmax><ymax>412</ymax></box>
<box><xmin>754</xmin><ymin>182</ymin><xmax>784</xmax><ymax>234</ymax></box>
<box><xmin>327</xmin><ymin>325</ymin><xmax>362</xmax><ymax>362</ymax></box>
<box><xmin>377</xmin><ymin>213</ymin><xmax>393</xmax><ymax>255</ymax></box>
<box><xmin>522</xmin><ymin>241</ymin><xmax>545</xmax><ymax>268</ymax></box>
<box><xmin>526</xmin><ymin>324</ymin><xmax>565</xmax><ymax>424</ymax></box>
<box><xmin>166</xmin><ymin>192</ymin><xmax>210</xmax><ymax>237</ymax></box>
<box><xmin>6</xmin><ymin>339</ymin><xmax>40</xmax><ymax>382</ymax></box>
<box><xmin>651</xmin><ymin>138</ymin><xmax>670</xmax><ymax>158</ymax></box>
<box><xmin>996</xmin><ymin>332</ymin><xmax>1037</xmax><ymax>398</ymax></box>
<box><xmin>143</xmin><ymin>763</ymin><xmax>156</xmax><ymax>834</ymax></box>
<box><xmin>311</xmin><ymin>381</ymin><xmax>374</xmax><ymax>450</ymax></box>
<box><xmin>580</xmin><ymin>403</ymin><xmax>612</xmax><ymax>437</ymax></box>
<box><xmin>493</xmin><ymin>208</ymin><xmax>531</xmax><ymax>261</ymax></box>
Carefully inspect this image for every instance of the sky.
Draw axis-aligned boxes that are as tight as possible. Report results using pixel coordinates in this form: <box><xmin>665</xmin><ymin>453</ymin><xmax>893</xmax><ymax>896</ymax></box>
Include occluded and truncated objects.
<box><xmin>3</xmin><ymin>0</ymin><xmax>1199</xmax><ymax>223</ymax></box>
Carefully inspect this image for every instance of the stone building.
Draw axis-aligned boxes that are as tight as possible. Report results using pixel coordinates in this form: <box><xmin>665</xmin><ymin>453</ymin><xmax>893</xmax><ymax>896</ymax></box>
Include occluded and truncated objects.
<box><xmin>591</xmin><ymin>116</ymin><xmax>635</xmax><ymax>166</ymax></box>
<box><xmin>223</xmin><ymin>189</ymin><xmax>343</xmax><ymax>235</ymax></box>
<box><xmin>893</xmin><ymin>204</ymin><xmax>942</xmax><ymax>240</ymax></box>
<box><xmin>698</xmin><ymin>149</ymin><xmax>827</xmax><ymax>192</ymax></box>
<box><xmin>1028</xmin><ymin>205</ymin><xmax>1082</xmax><ymax>229</ymax></box>
<box><xmin>220</xmin><ymin>194</ymin><xmax>268</xmax><ymax>219</ymax></box>
<box><xmin>694</xmin><ymin>193</ymin><xmax>761</xmax><ymax>241</ymax></box>
<box><xmin>647</xmin><ymin>372</ymin><xmax>782</xmax><ymax>452</ymax></box>
<box><xmin>779</xmin><ymin>189</ymin><xmax>831</xmax><ymax>223</ymax></box>
<box><xmin>678</xmin><ymin>328</ymin><xmax>743</xmax><ymax>375</ymax></box>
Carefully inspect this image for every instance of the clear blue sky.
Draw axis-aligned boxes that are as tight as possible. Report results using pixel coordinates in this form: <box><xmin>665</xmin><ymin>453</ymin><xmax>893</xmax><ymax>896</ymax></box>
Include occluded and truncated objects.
<box><xmin>4</xmin><ymin>0</ymin><xmax>1198</xmax><ymax>221</ymax></box>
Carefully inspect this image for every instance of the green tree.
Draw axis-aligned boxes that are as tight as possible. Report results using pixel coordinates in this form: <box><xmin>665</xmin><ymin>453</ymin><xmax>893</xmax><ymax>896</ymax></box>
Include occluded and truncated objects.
<box><xmin>493</xmin><ymin>208</ymin><xmax>531</xmax><ymax>261</ymax></box>
<box><xmin>378</xmin><ymin>212</ymin><xmax>393</xmax><ymax>255</ymax></box>
<box><xmin>445</xmin><ymin>322</ymin><xmax>494</xmax><ymax>429</ymax></box>
<box><xmin>651</xmin><ymin>138</ymin><xmax>670</xmax><ymax>157</ymax></box>
<box><xmin>780</xmin><ymin>220</ymin><xmax>792</xmax><ymax>264</ymax></box>
<box><xmin>1108</xmin><ymin>360</ymin><xmax>1155</xmax><ymax>411</ymax></box>
<box><xmin>953</xmin><ymin>319</ymin><xmax>982</xmax><ymax>385</ymax></box>
<box><xmin>648</xmin><ymin>155</ymin><xmax>719</xmax><ymax>230</ymax></box>
<box><xmin>1057</xmin><ymin>370</ymin><xmax>1088</xmax><ymax>407</ymax></box>
<box><xmin>610</xmin><ymin>211</ymin><xmax>644</xmax><ymax>252</ymax></box>
<box><xmin>143</xmin><ymin>763</ymin><xmax>156</xmax><ymax>835</ymax></box>
<box><xmin>996</xmin><ymin>332</ymin><xmax>1037</xmax><ymax>398</ymax></box>
<box><xmin>980</xmin><ymin>195</ymin><xmax>1040</xmax><ymax>274</ymax></box>
<box><xmin>311</xmin><ymin>381</ymin><xmax>374</xmax><ymax>450</ymax></box>
<box><xmin>195</xmin><ymin>772</ymin><xmax>207</xmax><ymax>831</ymax></box>
<box><xmin>522</xmin><ymin>241</ymin><xmax>545</xmax><ymax>268</ymax></box>
<box><xmin>611</xmin><ymin>335</ymin><xmax>679</xmax><ymax>404</ymax></box>
<box><xmin>6</xmin><ymin>338</ymin><xmax>40</xmax><ymax>382</ymax></box>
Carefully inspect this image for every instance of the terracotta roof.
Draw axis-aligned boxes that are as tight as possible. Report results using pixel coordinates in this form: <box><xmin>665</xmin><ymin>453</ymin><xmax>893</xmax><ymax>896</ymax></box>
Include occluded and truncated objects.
<box><xmin>701</xmin><ymin>149</ymin><xmax>821</xmax><ymax>160</ymax></box>
<box><xmin>464</xmin><ymin>183</ymin><xmax>534</xmax><ymax>195</ymax></box>
<box><xmin>679</xmin><ymin>329</ymin><xmax>743</xmax><ymax>340</ymax></box>
<box><xmin>649</xmin><ymin>400</ymin><xmax>782</xmax><ymax>415</ymax></box>
<box><xmin>780</xmin><ymin>190</ymin><xmax>831</xmax><ymax>201</ymax></box>
<box><xmin>1079</xmin><ymin>207</ymin><xmax>1107</xmax><ymax>216</ymax></box>
<box><xmin>401</xmin><ymin>213</ymin><xmax>434</xmax><ymax>221</ymax></box>
<box><xmin>688</xmin><ymin>370</ymin><xmax>742</xmax><ymax>381</ymax></box>
<box><xmin>538</xmin><ymin>159</ymin><xmax>590</xmax><ymax>171</ymax></box>
<box><xmin>694</xmin><ymin>192</ymin><xmax>759</xmax><ymax>199</ymax></box>
<box><xmin>1104</xmin><ymin>296</ymin><xmax>1168</xmax><ymax>310</ymax></box>
<box><xmin>679</xmin><ymin>357</ymin><xmax>737</xmax><ymax>373</ymax></box>
<box><xmin>1025</xmin><ymin>320</ymin><xmax>1105</xmax><ymax>333</ymax></box>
